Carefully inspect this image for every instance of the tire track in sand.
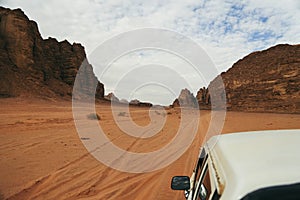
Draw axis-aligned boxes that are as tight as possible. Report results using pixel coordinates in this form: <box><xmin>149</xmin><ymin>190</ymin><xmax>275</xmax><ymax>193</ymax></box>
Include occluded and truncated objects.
<box><xmin>8</xmin><ymin>111</ymin><xmax>210</xmax><ymax>200</ymax></box>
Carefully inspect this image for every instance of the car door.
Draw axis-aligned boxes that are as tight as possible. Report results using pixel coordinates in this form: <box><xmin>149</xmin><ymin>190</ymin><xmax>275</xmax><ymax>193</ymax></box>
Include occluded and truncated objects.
<box><xmin>193</xmin><ymin>157</ymin><xmax>220</xmax><ymax>200</ymax></box>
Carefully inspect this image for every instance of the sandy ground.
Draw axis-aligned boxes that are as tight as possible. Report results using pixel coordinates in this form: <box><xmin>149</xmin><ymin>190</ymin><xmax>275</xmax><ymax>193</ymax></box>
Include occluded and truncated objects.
<box><xmin>0</xmin><ymin>98</ymin><xmax>299</xmax><ymax>200</ymax></box>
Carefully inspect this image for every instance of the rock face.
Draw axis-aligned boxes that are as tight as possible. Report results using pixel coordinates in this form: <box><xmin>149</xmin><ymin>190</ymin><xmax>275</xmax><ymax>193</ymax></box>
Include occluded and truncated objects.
<box><xmin>0</xmin><ymin>7</ymin><xmax>104</xmax><ymax>99</ymax></box>
<box><xmin>196</xmin><ymin>87</ymin><xmax>211</xmax><ymax>109</ymax></box>
<box><xmin>202</xmin><ymin>44</ymin><xmax>300</xmax><ymax>113</ymax></box>
<box><xmin>172</xmin><ymin>88</ymin><xmax>198</xmax><ymax>108</ymax></box>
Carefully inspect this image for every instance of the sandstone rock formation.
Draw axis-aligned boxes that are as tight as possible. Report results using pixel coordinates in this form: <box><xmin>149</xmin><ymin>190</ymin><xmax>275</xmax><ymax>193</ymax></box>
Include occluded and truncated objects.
<box><xmin>0</xmin><ymin>7</ymin><xmax>104</xmax><ymax>99</ymax></box>
<box><xmin>129</xmin><ymin>99</ymin><xmax>152</xmax><ymax>107</ymax></box>
<box><xmin>129</xmin><ymin>99</ymin><xmax>140</xmax><ymax>105</ymax></box>
<box><xmin>203</xmin><ymin>44</ymin><xmax>300</xmax><ymax>113</ymax></box>
<box><xmin>172</xmin><ymin>88</ymin><xmax>198</xmax><ymax>108</ymax></box>
<box><xmin>104</xmin><ymin>92</ymin><xmax>120</xmax><ymax>102</ymax></box>
<box><xmin>136</xmin><ymin>102</ymin><xmax>153</xmax><ymax>107</ymax></box>
<box><xmin>196</xmin><ymin>87</ymin><xmax>211</xmax><ymax>109</ymax></box>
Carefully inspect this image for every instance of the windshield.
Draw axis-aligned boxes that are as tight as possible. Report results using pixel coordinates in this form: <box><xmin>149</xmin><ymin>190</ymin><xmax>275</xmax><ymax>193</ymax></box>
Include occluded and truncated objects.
<box><xmin>241</xmin><ymin>182</ymin><xmax>300</xmax><ymax>200</ymax></box>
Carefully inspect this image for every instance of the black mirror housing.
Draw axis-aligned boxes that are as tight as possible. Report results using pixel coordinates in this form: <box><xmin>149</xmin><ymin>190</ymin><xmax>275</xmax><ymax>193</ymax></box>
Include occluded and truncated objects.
<box><xmin>171</xmin><ymin>176</ymin><xmax>190</xmax><ymax>190</ymax></box>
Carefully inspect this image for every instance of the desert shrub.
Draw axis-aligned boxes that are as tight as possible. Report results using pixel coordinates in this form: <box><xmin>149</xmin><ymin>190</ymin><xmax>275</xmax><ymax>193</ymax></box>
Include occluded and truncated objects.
<box><xmin>118</xmin><ymin>112</ymin><xmax>127</xmax><ymax>116</ymax></box>
<box><xmin>87</xmin><ymin>113</ymin><xmax>101</xmax><ymax>120</ymax></box>
<box><xmin>80</xmin><ymin>137</ymin><xmax>90</xmax><ymax>140</ymax></box>
<box><xmin>154</xmin><ymin>110</ymin><xmax>161</xmax><ymax>115</ymax></box>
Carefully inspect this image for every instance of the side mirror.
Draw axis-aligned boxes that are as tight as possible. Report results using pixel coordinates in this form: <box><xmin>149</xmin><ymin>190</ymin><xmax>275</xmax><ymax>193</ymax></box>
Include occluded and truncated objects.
<box><xmin>171</xmin><ymin>176</ymin><xmax>190</xmax><ymax>190</ymax></box>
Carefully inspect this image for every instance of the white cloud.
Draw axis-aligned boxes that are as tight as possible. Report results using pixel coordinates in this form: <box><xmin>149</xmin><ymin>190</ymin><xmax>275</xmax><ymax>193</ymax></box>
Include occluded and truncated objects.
<box><xmin>2</xmin><ymin>0</ymin><xmax>299</xmax><ymax>105</ymax></box>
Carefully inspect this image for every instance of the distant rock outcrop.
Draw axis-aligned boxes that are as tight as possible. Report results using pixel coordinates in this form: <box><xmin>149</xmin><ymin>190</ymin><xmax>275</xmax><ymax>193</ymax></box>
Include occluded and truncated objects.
<box><xmin>129</xmin><ymin>99</ymin><xmax>140</xmax><ymax>105</ymax></box>
<box><xmin>129</xmin><ymin>99</ymin><xmax>152</xmax><ymax>107</ymax></box>
<box><xmin>0</xmin><ymin>7</ymin><xmax>104</xmax><ymax>99</ymax></box>
<box><xmin>119</xmin><ymin>99</ymin><xmax>129</xmax><ymax>104</ymax></box>
<box><xmin>172</xmin><ymin>88</ymin><xmax>198</xmax><ymax>108</ymax></box>
<box><xmin>196</xmin><ymin>87</ymin><xmax>211</xmax><ymax>109</ymax></box>
<box><xmin>202</xmin><ymin>44</ymin><xmax>300</xmax><ymax>113</ymax></box>
<box><xmin>104</xmin><ymin>92</ymin><xmax>119</xmax><ymax>102</ymax></box>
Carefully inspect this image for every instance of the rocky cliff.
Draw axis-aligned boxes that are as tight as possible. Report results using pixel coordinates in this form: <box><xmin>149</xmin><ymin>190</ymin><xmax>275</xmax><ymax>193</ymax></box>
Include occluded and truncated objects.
<box><xmin>199</xmin><ymin>44</ymin><xmax>300</xmax><ymax>113</ymax></box>
<box><xmin>0</xmin><ymin>7</ymin><xmax>104</xmax><ymax>99</ymax></box>
<box><xmin>172</xmin><ymin>88</ymin><xmax>198</xmax><ymax>108</ymax></box>
<box><xmin>196</xmin><ymin>87</ymin><xmax>211</xmax><ymax>109</ymax></box>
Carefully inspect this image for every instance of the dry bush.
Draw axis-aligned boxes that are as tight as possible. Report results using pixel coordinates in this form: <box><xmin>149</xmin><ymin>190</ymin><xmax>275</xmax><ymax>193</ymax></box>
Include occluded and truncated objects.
<box><xmin>118</xmin><ymin>112</ymin><xmax>127</xmax><ymax>116</ymax></box>
<box><xmin>87</xmin><ymin>113</ymin><xmax>101</xmax><ymax>120</ymax></box>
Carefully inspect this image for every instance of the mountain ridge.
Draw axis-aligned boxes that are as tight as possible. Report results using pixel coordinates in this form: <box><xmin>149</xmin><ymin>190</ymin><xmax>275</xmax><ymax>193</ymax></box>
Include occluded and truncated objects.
<box><xmin>197</xmin><ymin>43</ymin><xmax>300</xmax><ymax>113</ymax></box>
<box><xmin>0</xmin><ymin>6</ymin><xmax>104</xmax><ymax>99</ymax></box>
<box><xmin>1</xmin><ymin>7</ymin><xmax>299</xmax><ymax>113</ymax></box>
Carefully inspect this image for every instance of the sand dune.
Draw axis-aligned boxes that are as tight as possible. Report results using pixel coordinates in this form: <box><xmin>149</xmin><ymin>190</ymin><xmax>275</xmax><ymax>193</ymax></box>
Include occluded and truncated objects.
<box><xmin>0</xmin><ymin>98</ymin><xmax>299</xmax><ymax>200</ymax></box>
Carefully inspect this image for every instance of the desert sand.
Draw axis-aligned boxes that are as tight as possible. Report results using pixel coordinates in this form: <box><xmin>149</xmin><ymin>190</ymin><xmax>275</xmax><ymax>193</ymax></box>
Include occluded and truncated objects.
<box><xmin>0</xmin><ymin>98</ymin><xmax>299</xmax><ymax>200</ymax></box>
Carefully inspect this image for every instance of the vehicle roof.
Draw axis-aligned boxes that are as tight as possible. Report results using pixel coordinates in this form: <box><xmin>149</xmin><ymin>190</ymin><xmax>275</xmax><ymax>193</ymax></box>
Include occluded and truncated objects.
<box><xmin>206</xmin><ymin>129</ymin><xmax>300</xmax><ymax>199</ymax></box>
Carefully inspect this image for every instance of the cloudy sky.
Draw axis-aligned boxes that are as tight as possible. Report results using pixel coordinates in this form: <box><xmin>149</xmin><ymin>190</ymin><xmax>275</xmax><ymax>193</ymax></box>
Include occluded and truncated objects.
<box><xmin>2</xmin><ymin>0</ymin><xmax>300</xmax><ymax>105</ymax></box>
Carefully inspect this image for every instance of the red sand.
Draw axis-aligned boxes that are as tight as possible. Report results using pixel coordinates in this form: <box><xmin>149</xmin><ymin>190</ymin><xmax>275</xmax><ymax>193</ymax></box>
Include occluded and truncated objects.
<box><xmin>0</xmin><ymin>98</ymin><xmax>299</xmax><ymax>199</ymax></box>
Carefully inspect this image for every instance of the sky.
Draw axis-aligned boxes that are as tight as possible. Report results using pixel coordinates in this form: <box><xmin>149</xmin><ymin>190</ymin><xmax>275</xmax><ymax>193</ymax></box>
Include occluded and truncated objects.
<box><xmin>2</xmin><ymin>0</ymin><xmax>300</xmax><ymax>105</ymax></box>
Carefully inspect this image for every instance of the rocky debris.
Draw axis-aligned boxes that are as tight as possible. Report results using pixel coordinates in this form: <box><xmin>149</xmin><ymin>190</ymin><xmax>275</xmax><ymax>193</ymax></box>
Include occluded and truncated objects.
<box><xmin>0</xmin><ymin>7</ymin><xmax>104</xmax><ymax>99</ymax></box>
<box><xmin>205</xmin><ymin>44</ymin><xmax>300</xmax><ymax>113</ymax></box>
<box><xmin>172</xmin><ymin>88</ymin><xmax>198</xmax><ymax>108</ymax></box>
<box><xmin>104</xmin><ymin>92</ymin><xmax>119</xmax><ymax>102</ymax></box>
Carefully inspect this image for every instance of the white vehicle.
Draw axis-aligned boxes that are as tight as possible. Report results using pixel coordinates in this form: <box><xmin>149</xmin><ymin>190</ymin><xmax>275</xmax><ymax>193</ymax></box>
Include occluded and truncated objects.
<box><xmin>171</xmin><ymin>129</ymin><xmax>300</xmax><ymax>200</ymax></box>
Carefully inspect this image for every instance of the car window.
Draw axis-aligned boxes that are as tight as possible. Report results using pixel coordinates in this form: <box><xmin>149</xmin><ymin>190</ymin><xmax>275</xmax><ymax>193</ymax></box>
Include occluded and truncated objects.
<box><xmin>198</xmin><ymin>167</ymin><xmax>211</xmax><ymax>200</ymax></box>
<box><xmin>194</xmin><ymin>154</ymin><xmax>208</xmax><ymax>186</ymax></box>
